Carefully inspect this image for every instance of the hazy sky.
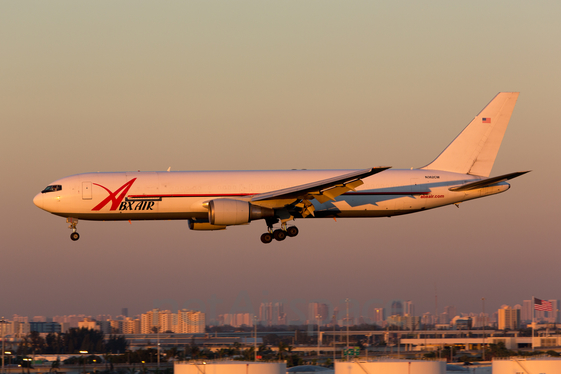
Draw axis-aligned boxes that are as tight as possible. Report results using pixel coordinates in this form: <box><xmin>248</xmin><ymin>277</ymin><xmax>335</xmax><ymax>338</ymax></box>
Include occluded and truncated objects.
<box><xmin>1</xmin><ymin>1</ymin><xmax>560</xmax><ymax>322</ymax></box>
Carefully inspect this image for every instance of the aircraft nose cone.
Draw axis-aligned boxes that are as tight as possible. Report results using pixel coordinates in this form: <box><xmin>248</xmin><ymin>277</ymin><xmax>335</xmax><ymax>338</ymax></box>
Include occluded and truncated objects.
<box><xmin>33</xmin><ymin>193</ymin><xmax>44</xmax><ymax>209</ymax></box>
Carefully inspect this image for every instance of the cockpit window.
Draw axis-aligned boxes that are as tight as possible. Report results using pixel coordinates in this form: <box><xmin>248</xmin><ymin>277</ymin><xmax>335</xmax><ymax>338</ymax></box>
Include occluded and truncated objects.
<box><xmin>41</xmin><ymin>185</ymin><xmax>62</xmax><ymax>193</ymax></box>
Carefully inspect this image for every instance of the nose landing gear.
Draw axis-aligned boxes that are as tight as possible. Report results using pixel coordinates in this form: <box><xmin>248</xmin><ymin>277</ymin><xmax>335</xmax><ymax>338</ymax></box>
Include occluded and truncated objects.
<box><xmin>67</xmin><ymin>217</ymin><xmax>80</xmax><ymax>241</ymax></box>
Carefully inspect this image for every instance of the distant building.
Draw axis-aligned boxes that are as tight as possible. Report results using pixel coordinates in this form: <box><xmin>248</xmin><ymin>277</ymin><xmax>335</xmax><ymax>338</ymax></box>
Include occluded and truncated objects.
<box><xmin>452</xmin><ymin>316</ymin><xmax>472</xmax><ymax>330</ymax></box>
<box><xmin>122</xmin><ymin>308</ymin><xmax>129</xmax><ymax>318</ymax></box>
<box><xmin>391</xmin><ymin>301</ymin><xmax>403</xmax><ymax>316</ymax></box>
<box><xmin>78</xmin><ymin>317</ymin><xmax>100</xmax><ymax>331</ymax></box>
<box><xmin>274</xmin><ymin>302</ymin><xmax>287</xmax><ymax>325</ymax></box>
<box><xmin>404</xmin><ymin>301</ymin><xmax>415</xmax><ymax>317</ymax></box>
<box><xmin>259</xmin><ymin>303</ymin><xmax>273</xmax><ymax>326</ymax></box>
<box><xmin>110</xmin><ymin>319</ymin><xmax>122</xmax><ymax>334</ymax></box>
<box><xmin>521</xmin><ymin>300</ymin><xmax>532</xmax><ymax>323</ymax></box>
<box><xmin>373</xmin><ymin>308</ymin><xmax>385</xmax><ymax>326</ymax></box>
<box><xmin>122</xmin><ymin>317</ymin><xmax>140</xmax><ymax>334</ymax></box>
<box><xmin>141</xmin><ymin>308</ymin><xmax>204</xmax><ymax>334</ymax></box>
<box><xmin>386</xmin><ymin>314</ymin><xmax>420</xmax><ymax>330</ymax></box>
<box><xmin>498</xmin><ymin>306</ymin><xmax>520</xmax><ymax>330</ymax></box>
<box><xmin>221</xmin><ymin>313</ymin><xmax>254</xmax><ymax>328</ymax></box>
<box><xmin>12</xmin><ymin>314</ymin><xmax>29</xmax><ymax>323</ymax></box>
<box><xmin>30</xmin><ymin>322</ymin><xmax>61</xmax><ymax>333</ymax></box>
<box><xmin>308</xmin><ymin>303</ymin><xmax>329</xmax><ymax>326</ymax></box>
<box><xmin>444</xmin><ymin>306</ymin><xmax>457</xmax><ymax>319</ymax></box>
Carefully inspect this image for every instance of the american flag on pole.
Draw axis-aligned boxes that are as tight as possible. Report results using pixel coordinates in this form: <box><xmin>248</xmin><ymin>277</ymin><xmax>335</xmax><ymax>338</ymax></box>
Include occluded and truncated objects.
<box><xmin>534</xmin><ymin>297</ymin><xmax>553</xmax><ymax>311</ymax></box>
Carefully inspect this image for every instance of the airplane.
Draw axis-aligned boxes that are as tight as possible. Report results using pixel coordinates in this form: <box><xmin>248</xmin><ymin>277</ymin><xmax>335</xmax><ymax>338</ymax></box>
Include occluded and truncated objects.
<box><xmin>33</xmin><ymin>92</ymin><xmax>529</xmax><ymax>243</ymax></box>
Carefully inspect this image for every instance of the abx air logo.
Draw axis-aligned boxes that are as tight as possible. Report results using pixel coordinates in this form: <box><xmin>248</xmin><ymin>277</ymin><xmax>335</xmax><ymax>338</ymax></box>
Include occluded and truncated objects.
<box><xmin>91</xmin><ymin>178</ymin><xmax>137</xmax><ymax>211</ymax></box>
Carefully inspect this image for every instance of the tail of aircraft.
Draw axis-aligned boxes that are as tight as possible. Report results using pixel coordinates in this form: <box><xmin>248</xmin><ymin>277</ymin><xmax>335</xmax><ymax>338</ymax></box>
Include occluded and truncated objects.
<box><xmin>421</xmin><ymin>92</ymin><xmax>520</xmax><ymax>177</ymax></box>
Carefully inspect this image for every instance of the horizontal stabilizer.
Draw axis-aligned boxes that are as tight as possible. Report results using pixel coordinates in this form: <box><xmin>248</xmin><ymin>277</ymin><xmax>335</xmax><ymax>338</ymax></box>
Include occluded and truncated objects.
<box><xmin>449</xmin><ymin>171</ymin><xmax>530</xmax><ymax>192</ymax></box>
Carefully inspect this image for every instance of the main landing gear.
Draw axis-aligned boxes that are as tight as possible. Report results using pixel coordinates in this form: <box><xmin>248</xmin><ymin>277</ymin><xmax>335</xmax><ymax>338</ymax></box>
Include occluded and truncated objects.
<box><xmin>260</xmin><ymin>223</ymin><xmax>299</xmax><ymax>244</ymax></box>
<box><xmin>67</xmin><ymin>217</ymin><xmax>80</xmax><ymax>241</ymax></box>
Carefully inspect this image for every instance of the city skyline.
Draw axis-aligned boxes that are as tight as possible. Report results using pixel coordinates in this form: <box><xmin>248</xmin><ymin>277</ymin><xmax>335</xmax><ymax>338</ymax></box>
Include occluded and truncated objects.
<box><xmin>4</xmin><ymin>296</ymin><xmax>559</xmax><ymax>328</ymax></box>
<box><xmin>1</xmin><ymin>2</ymin><xmax>559</xmax><ymax>321</ymax></box>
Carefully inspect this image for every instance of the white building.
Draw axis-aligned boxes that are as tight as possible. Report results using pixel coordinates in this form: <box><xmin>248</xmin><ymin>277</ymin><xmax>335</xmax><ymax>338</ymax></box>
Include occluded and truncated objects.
<box><xmin>335</xmin><ymin>359</ymin><xmax>445</xmax><ymax>374</ymax></box>
<box><xmin>175</xmin><ymin>360</ymin><xmax>286</xmax><ymax>374</ymax></box>
<box><xmin>493</xmin><ymin>357</ymin><xmax>561</xmax><ymax>373</ymax></box>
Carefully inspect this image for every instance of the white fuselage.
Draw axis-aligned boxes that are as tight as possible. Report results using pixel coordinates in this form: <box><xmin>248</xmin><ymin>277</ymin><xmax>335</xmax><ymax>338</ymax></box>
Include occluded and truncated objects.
<box><xmin>33</xmin><ymin>169</ymin><xmax>510</xmax><ymax>221</ymax></box>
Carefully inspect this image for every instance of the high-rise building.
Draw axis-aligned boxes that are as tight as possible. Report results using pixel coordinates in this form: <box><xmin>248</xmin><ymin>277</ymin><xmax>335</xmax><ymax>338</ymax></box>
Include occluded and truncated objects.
<box><xmin>259</xmin><ymin>302</ymin><xmax>273</xmax><ymax>326</ymax></box>
<box><xmin>12</xmin><ymin>315</ymin><xmax>29</xmax><ymax>323</ymax></box>
<box><xmin>177</xmin><ymin>309</ymin><xmax>205</xmax><ymax>333</ymax></box>
<box><xmin>546</xmin><ymin>300</ymin><xmax>559</xmax><ymax>323</ymax></box>
<box><xmin>373</xmin><ymin>308</ymin><xmax>385</xmax><ymax>326</ymax></box>
<box><xmin>498</xmin><ymin>306</ymin><xmax>520</xmax><ymax>330</ymax></box>
<box><xmin>274</xmin><ymin>302</ymin><xmax>286</xmax><ymax>325</ymax></box>
<box><xmin>220</xmin><ymin>313</ymin><xmax>254</xmax><ymax>327</ymax></box>
<box><xmin>404</xmin><ymin>301</ymin><xmax>415</xmax><ymax>317</ymax></box>
<box><xmin>421</xmin><ymin>312</ymin><xmax>433</xmax><ymax>327</ymax></box>
<box><xmin>444</xmin><ymin>306</ymin><xmax>457</xmax><ymax>319</ymax></box>
<box><xmin>386</xmin><ymin>315</ymin><xmax>420</xmax><ymax>330</ymax></box>
<box><xmin>521</xmin><ymin>300</ymin><xmax>532</xmax><ymax>322</ymax></box>
<box><xmin>122</xmin><ymin>317</ymin><xmax>140</xmax><ymax>334</ymax></box>
<box><xmin>141</xmin><ymin>309</ymin><xmax>160</xmax><ymax>334</ymax></box>
<box><xmin>308</xmin><ymin>303</ymin><xmax>329</xmax><ymax>325</ymax></box>
<box><xmin>391</xmin><ymin>301</ymin><xmax>403</xmax><ymax>316</ymax></box>
<box><xmin>158</xmin><ymin>310</ymin><xmax>175</xmax><ymax>332</ymax></box>
<box><xmin>110</xmin><ymin>320</ymin><xmax>122</xmax><ymax>334</ymax></box>
<box><xmin>122</xmin><ymin>308</ymin><xmax>129</xmax><ymax>318</ymax></box>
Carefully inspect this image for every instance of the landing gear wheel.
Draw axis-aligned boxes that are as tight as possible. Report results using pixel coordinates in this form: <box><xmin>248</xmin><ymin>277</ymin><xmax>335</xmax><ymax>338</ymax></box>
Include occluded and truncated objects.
<box><xmin>70</xmin><ymin>232</ymin><xmax>80</xmax><ymax>241</ymax></box>
<box><xmin>273</xmin><ymin>229</ymin><xmax>287</xmax><ymax>241</ymax></box>
<box><xmin>260</xmin><ymin>233</ymin><xmax>273</xmax><ymax>244</ymax></box>
<box><xmin>286</xmin><ymin>226</ymin><xmax>299</xmax><ymax>237</ymax></box>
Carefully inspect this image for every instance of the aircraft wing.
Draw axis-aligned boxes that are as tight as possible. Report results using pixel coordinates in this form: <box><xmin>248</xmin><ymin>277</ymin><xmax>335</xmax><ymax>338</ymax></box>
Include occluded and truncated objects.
<box><xmin>449</xmin><ymin>171</ymin><xmax>530</xmax><ymax>192</ymax></box>
<box><xmin>251</xmin><ymin>167</ymin><xmax>390</xmax><ymax>209</ymax></box>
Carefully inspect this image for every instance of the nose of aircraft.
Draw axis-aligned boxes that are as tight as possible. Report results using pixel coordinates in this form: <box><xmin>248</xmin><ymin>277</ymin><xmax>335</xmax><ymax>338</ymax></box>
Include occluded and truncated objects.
<box><xmin>33</xmin><ymin>193</ymin><xmax>44</xmax><ymax>210</ymax></box>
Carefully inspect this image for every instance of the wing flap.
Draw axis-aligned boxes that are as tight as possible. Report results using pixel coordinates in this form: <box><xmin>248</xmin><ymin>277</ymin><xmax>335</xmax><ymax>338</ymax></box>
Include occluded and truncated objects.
<box><xmin>449</xmin><ymin>171</ymin><xmax>530</xmax><ymax>192</ymax></box>
<box><xmin>251</xmin><ymin>167</ymin><xmax>390</xmax><ymax>203</ymax></box>
<box><xmin>311</xmin><ymin>180</ymin><xmax>365</xmax><ymax>204</ymax></box>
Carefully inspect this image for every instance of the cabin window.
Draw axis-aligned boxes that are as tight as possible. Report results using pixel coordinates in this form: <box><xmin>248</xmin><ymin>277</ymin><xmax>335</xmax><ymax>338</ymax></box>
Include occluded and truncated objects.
<box><xmin>41</xmin><ymin>185</ymin><xmax>62</xmax><ymax>193</ymax></box>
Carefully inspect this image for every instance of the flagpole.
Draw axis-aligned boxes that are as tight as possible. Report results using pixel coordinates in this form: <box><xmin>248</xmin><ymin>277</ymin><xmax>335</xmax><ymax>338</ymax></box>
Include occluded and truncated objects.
<box><xmin>532</xmin><ymin>296</ymin><xmax>535</xmax><ymax>351</ymax></box>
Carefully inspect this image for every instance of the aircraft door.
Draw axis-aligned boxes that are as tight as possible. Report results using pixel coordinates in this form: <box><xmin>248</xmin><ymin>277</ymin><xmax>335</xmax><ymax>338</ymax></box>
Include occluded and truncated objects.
<box><xmin>82</xmin><ymin>182</ymin><xmax>92</xmax><ymax>200</ymax></box>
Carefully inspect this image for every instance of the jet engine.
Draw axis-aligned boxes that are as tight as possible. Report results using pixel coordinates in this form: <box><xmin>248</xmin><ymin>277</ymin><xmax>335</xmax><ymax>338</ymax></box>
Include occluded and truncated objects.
<box><xmin>188</xmin><ymin>219</ymin><xmax>227</xmax><ymax>231</ymax></box>
<box><xmin>208</xmin><ymin>199</ymin><xmax>274</xmax><ymax>226</ymax></box>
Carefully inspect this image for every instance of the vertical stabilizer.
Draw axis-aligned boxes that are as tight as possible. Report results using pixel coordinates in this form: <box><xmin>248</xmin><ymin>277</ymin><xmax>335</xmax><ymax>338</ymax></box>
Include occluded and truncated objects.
<box><xmin>421</xmin><ymin>92</ymin><xmax>519</xmax><ymax>177</ymax></box>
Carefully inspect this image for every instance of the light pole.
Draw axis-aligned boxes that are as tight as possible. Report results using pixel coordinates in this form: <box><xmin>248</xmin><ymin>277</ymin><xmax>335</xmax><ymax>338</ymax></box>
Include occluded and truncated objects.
<box><xmin>482</xmin><ymin>297</ymin><xmax>486</xmax><ymax>361</ymax></box>
<box><xmin>316</xmin><ymin>315</ymin><xmax>321</xmax><ymax>360</ymax></box>
<box><xmin>79</xmin><ymin>350</ymin><xmax>88</xmax><ymax>374</ymax></box>
<box><xmin>253</xmin><ymin>315</ymin><xmax>258</xmax><ymax>361</ymax></box>
<box><xmin>1</xmin><ymin>317</ymin><xmax>7</xmax><ymax>374</ymax></box>
<box><xmin>333</xmin><ymin>314</ymin><xmax>336</xmax><ymax>363</ymax></box>
<box><xmin>157</xmin><ymin>326</ymin><xmax>160</xmax><ymax>372</ymax></box>
<box><xmin>345</xmin><ymin>299</ymin><xmax>349</xmax><ymax>349</ymax></box>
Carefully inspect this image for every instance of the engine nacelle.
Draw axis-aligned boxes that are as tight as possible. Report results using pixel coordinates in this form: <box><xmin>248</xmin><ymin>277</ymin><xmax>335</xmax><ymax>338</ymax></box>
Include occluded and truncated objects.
<box><xmin>188</xmin><ymin>219</ymin><xmax>227</xmax><ymax>231</ymax></box>
<box><xmin>208</xmin><ymin>199</ymin><xmax>274</xmax><ymax>226</ymax></box>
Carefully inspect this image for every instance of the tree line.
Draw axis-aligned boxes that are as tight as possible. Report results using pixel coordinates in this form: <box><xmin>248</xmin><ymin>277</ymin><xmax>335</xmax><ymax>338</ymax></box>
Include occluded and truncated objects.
<box><xmin>16</xmin><ymin>328</ymin><xmax>128</xmax><ymax>355</ymax></box>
